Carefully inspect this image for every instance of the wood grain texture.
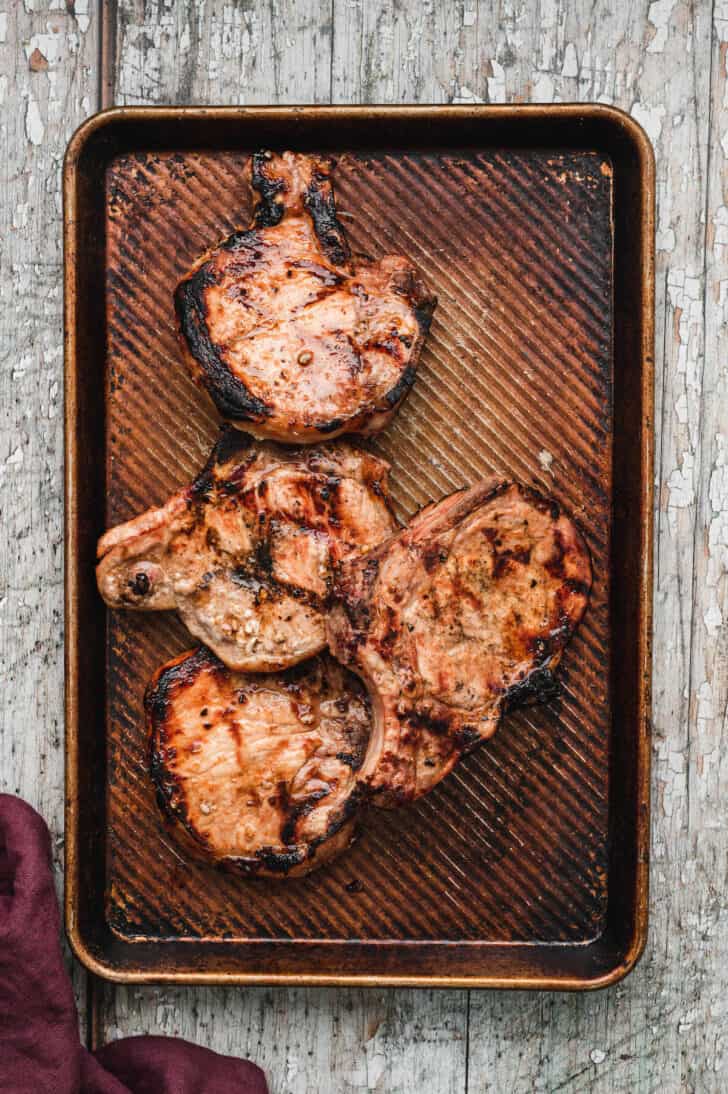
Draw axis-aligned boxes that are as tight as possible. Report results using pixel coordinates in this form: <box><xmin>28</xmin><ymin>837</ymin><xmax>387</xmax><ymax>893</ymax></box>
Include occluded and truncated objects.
<box><xmin>104</xmin><ymin>985</ymin><xmax>467</xmax><ymax>1094</ymax></box>
<box><xmin>0</xmin><ymin>0</ymin><xmax>720</xmax><ymax>1087</ymax></box>
<box><xmin>110</xmin><ymin>0</ymin><xmax>332</xmax><ymax>105</ymax></box>
<box><xmin>0</xmin><ymin>0</ymin><xmax>99</xmax><ymax>1033</ymax></box>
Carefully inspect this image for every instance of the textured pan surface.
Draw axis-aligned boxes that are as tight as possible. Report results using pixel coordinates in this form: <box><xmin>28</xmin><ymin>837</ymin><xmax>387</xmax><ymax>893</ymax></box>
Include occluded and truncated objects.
<box><xmin>104</xmin><ymin>148</ymin><xmax>611</xmax><ymax>944</ymax></box>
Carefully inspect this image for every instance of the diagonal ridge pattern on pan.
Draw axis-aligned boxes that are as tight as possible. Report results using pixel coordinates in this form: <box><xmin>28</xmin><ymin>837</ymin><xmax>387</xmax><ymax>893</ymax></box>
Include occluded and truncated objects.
<box><xmin>104</xmin><ymin>149</ymin><xmax>611</xmax><ymax>944</ymax></box>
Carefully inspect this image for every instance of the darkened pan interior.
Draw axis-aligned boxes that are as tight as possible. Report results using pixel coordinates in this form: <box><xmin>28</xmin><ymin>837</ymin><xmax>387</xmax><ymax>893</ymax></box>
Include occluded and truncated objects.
<box><xmin>64</xmin><ymin>106</ymin><xmax>653</xmax><ymax>988</ymax></box>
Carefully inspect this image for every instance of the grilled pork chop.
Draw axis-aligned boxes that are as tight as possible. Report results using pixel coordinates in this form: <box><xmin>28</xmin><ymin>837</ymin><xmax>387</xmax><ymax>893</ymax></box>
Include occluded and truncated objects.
<box><xmin>175</xmin><ymin>151</ymin><xmax>436</xmax><ymax>443</ymax></box>
<box><xmin>327</xmin><ymin>481</ymin><xmax>592</xmax><ymax>806</ymax></box>
<box><xmin>96</xmin><ymin>430</ymin><xmax>397</xmax><ymax>671</ymax></box>
<box><xmin>147</xmin><ymin>647</ymin><xmax>370</xmax><ymax>877</ymax></box>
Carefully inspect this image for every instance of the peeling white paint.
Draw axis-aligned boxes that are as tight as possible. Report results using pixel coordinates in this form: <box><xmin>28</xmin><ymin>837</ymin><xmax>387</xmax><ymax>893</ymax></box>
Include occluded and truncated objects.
<box><xmin>12</xmin><ymin>204</ymin><xmax>29</xmax><ymax>230</ymax></box>
<box><xmin>667</xmin><ymin>450</ymin><xmax>695</xmax><ymax>514</ymax></box>
<box><xmin>647</xmin><ymin>0</ymin><xmax>676</xmax><ymax>54</ymax></box>
<box><xmin>656</xmin><ymin>170</ymin><xmax>677</xmax><ymax>252</ymax></box>
<box><xmin>533</xmin><ymin>73</ymin><xmax>555</xmax><ymax>102</ymax></box>
<box><xmin>452</xmin><ymin>84</ymin><xmax>483</xmax><ymax>105</ymax></box>
<box><xmin>706</xmin><ymin>433</ymin><xmax>728</xmax><ymax>638</ymax></box>
<box><xmin>0</xmin><ymin>13</ymin><xmax>7</xmax><ymax>44</ymax></box>
<box><xmin>657</xmin><ymin>225</ymin><xmax>677</xmax><ymax>252</ymax></box>
<box><xmin>713</xmin><ymin>205</ymin><xmax>728</xmax><ymax>248</ymax></box>
<box><xmin>486</xmin><ymin>61</ymin><xmax>505</xmax><ymax>103</ymax></box>
<box><xmin>590</xmin><ymin>1049</ymin><xmax>606</xmax><ymax>1065</ymax></box>
<box><xmin>631</xmin><ymin>100</ymin><xmax>666</xmax><ymax>144</ymax></box>
<box><xmin>667</xmin><ymin>266</ymin><xmax>704</xmax><ymax>454</ymax></box>
<box><xmin>703</xmin><ymin>601</ymin><xmax>722</xmax><ymax>637</ymax></box>
<box><xmin>5</xmin><ymin>446</ymin><xmax>24</xmax><ymax>469</ymax></box>
<box><xmin>562</xmin><ymin>43</ymin><xmax>578</xmax><ymax>78</ymax></box>
<box><xmin>25</xmin><ymin>33</ymin><xmax>63</xmax><ymax>67</ymax></box>
<box><xmin>25</xmin><ymin>96</ymin><xmax>44</xmax><ymax>146</ymax></box>
<box><xmin>73</xmin><ymin>0</ymin><xmax>90</xmax><ymax>35</ymax></box>
<box><xmin>537</xmin><ymin>0</ymin><xmax>561</xmax><ymax>73</ymax></box>
<box><xmin>674</xmin><ymin>393</ymin><xmax>688</xmax><ymax>424</ymax></box>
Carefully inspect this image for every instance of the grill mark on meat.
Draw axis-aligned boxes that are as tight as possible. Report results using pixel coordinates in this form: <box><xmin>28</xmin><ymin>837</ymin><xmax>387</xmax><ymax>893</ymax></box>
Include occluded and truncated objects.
<box><xmin>313</xmin><ymin>417</ymin><xmax>345</xmax><ymax>435</ymax></box>
<box><xmin>401</xmin><ymin>707</ymin><xmax>452</xmax><ymax>737</ymax></box>
<box><xmin>492</xmin><ymin>545</ymin><xmax>532</xmax><ymax>579</ymax></box>
<box><xmin>453</xmin><ymin>725</ymin><xmax>482</xmax><ymax>751</ymax></box>
<box><xmin>280</xmin><ymin>788</ymin><xmax>330</xmax><ymax>846</ymax></box>
<box><xmin>254</xmin><ymin>847</ymin><xmax>307</xmax><ymax>874</ymax></box>
<box><xmin>335</xmin><ymin>751</ymin><xmax>360</xmax><ymax>768</ymax></box>
<box><xmin>413</xmin><ymin>299</ymin><xmax>436</xmax><ymax>336</ymax></box>
<box><xmin>422</xmin><ymin>542</ymin><xmax>448</xmax><ymax>573</ymax></box>
<box><xmin>227</xmin><ymin>564</ymin><xmax>325</xmax><ymax>610</ymax></box>
<box><xmin>312</xmin><ymin>475</ymin><xmax>342</xmax><ymax>526</ymax></box>
<box><xmin>290</xmin><ymin>258</ymin><xmax>346</xmax><ymax>286</ymax></box>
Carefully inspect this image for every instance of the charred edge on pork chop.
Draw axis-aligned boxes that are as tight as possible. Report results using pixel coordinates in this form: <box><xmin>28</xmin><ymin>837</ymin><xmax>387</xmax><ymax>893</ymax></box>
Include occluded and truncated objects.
<box><xmin>175</xmin><ymin>266</ymin><xmax>272</xmax><ymax>422</ymax></box>
<box><xmin>251</xmin><ymin>150</ymin><xmax>351</xmax><ymax>265</ymax></box>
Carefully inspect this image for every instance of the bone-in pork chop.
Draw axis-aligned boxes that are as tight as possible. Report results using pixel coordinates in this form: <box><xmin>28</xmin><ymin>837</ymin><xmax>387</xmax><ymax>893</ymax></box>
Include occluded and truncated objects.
<box><xmin>147</xmin><ymin>647</ymin><xmax>370</xmax><ymax>877</ymax></box>
<box><xmin>96</xmin><ymin>429</ymin><xmax>397</xmax><ymax>671</ymax></box>
<box><xmin>175</xmin><ymin>151</ymin><xmax>436</xmax><ymax>443</ymax></box>
<box><xmin>327</xmin><ymin>480</ymin><xmax>592</xmax><ymax>806</ymax></box>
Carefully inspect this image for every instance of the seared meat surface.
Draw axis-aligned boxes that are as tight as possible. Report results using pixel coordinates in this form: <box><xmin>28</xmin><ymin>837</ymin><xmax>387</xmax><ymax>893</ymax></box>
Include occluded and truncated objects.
<box><xmin>97</xmin><ymin>429</ymin><xmax>397</xmax><ymax>671</ymax></box>
<box><xmin>327</xmin><ymin>481</ymin><xmax>592</xmax><ymax>806</ymax></box>
<box><xmin>147</xmin><ymin>648</ymin><xmax>370</xmax><ymax>877</ymax></box>
<box><xmin>175</xmin><ymin>151</ymin><xmax>436</xmax><ymax>443</ymax></box>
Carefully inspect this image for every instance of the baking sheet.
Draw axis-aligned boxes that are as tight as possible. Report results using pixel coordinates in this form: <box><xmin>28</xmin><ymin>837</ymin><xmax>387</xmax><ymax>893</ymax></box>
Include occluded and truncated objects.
<box><xmin>64</xmin><ymin>106</ymin><xmax>653</xmax><ymax>987</ymax></box>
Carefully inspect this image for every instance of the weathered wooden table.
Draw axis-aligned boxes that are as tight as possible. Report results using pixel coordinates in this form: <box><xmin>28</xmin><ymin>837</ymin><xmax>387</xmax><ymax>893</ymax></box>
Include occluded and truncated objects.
<box><xmin>1</xmin><ymin>2</ymin><xmax>724</xmax><ymax>1091</ymax></box>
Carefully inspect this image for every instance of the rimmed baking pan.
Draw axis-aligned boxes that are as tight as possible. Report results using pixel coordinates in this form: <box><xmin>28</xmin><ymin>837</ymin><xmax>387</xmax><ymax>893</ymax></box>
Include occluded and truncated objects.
<box><xmin>64</xmin><ymin>105</ymin><xmax>654</xmax><ymax>988</ymax></box>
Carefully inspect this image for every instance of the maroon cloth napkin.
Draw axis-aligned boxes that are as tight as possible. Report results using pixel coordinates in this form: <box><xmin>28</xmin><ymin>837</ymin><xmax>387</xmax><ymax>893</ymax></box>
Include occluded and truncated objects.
<box><xmin>0</xmin><ymin>794</ymin><xmax>268</xmax><ymax>1094</ymax></box>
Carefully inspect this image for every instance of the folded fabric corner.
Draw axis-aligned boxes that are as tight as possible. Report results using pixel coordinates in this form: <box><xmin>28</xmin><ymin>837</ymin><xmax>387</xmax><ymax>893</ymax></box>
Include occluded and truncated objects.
<box><xmin>0</xmin><ymin>794</ymin><xmax>268</xmax><ymax>1094</ymax></box>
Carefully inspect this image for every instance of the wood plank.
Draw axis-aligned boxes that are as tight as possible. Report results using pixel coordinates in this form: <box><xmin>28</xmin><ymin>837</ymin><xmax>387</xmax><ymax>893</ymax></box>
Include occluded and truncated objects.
<box><xmin>111</xmin><ymin>0</ymin><xmax>332</xmax><ymax>105</ymax></box>
<box><xmin>0</xmin><ymin>0</ymin><xmax>100</xmax><ymax>1036</ymax></box>
<box><xmin>466</xmin><ymin>0</ymin><xmax>725</xmax><ymax>1091</ymax></box>
<box><xmin>104</xmin><ymin>986</ymin><xmax>467</xmax><ymax>1094</ymax></box>
<box><xmin>102</xmin><ymin>4</ymin><xmax>468</xmax><ymax>1091</ymax></box>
